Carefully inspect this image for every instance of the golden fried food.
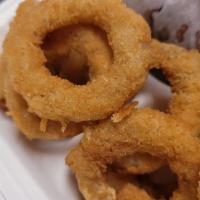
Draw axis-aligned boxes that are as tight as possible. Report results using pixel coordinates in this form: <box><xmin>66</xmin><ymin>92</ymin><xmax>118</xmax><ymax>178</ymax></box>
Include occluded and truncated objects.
<box><xmin>152</xmin><ymin>40</ymin><xmax>200</xmax><ymax>129</ymax></box>
<box><xmin>5</xmin><ymin>77</ymin><xmax>83</xmax><ymax>140</ymax></box>
<box><xmin>3</xmin><ymin>23</ymin><xmax>114</xmax><ymax>139</ymax></box>
<box><xmin>67</xmin><ymin>108</ymin><xmax>200</xmax><ymax>200</ymax></box>
<box><xmin>115</xmin><ymin>153</ymin><xmax>164</xmax><ymax>175</ymax></box>
<box><xmin>115</xmin><ymin>40</ymin><xmax>200</xmax><ymax>175</ymax></box>
<box><xmin>111</xmin><ymin>102</ymin><xmax>138</xmax><ymax>123</ymax></box>
<box><xmin>3</xmin><ymin>0</ymin><xmax>152</xmax><ymax>123</ymax></box>
<box><xmin>117</xmin><ymin>184</ymin><xmax>153</xmax><ymax>200</ymax></box>
<box><xmin>1</xmin><ymin>0</ymin><xmax>200</xmax><ymax>199</ymax></box>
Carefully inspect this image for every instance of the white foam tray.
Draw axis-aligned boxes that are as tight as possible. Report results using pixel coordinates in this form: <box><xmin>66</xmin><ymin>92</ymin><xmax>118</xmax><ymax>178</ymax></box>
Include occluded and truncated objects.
<box><xmin>0</xmin><ymin>1</ymin><xmax>171</xmax><ymax>200</ymax></box>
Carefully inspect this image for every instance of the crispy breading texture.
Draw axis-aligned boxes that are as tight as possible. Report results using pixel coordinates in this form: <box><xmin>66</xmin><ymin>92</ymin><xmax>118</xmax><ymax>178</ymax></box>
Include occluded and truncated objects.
<box><xmin>152</xmin><ymin>40</ymin><xmax>200</xmax><ymax>129</ymax></box>
<box><xmin>117</xmin><ymin>184</ymin><xmax>153</xmax><ymax>200</ymax></box>
<box><xmin>3</xmin><ymin>21</ymin><xmax>115</xmax><ymax>140</ymax></box>
<box><xmin>3</xmin><ymin>0</ymin><xmax>151</xmax><ymax>122</ymax></box>
<box><xmin>4</xmin><ymin>24</ymin><xmax>113</xmax><ymax>139</ymax></box>
<box><xmin>5</xmin><ymin>23</ymin><xmax>114</xmax><ymax>139</ymax></box>
<box><xmin>115</xmin><ymin>41</ymin><xmax>200</xmax><ymax>175</ymax></box>
<box><xmin>67</xmin><ymin>108</ymin><xmax>200</xmax><ymax>200</ymax></box>
<box><xmin>5</xmin><ymin>78</ymin><xmax>83</xmax><ymax>140</ymax></box>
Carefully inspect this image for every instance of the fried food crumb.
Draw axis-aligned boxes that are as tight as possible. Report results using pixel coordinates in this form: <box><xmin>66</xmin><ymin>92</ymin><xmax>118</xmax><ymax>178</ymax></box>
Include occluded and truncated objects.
<box><xmin>111</xmin><ymin>102</ymin><xmax>138</xmax><ymax>123</ymax></box>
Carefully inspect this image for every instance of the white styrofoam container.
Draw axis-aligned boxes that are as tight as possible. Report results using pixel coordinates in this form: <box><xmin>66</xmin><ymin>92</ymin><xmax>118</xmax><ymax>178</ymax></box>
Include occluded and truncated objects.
<box><xmin>0</xmin><ymin>1</ymin><xmax>171</xmax><ymax>200</ymax></box>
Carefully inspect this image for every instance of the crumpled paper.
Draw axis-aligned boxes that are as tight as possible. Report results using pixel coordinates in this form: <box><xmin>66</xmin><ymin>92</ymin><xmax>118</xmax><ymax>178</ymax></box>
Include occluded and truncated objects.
<box><xmin>125</xmin><ymin>0</ymin><xmax>200</xmax><ymax>50</ymax></box>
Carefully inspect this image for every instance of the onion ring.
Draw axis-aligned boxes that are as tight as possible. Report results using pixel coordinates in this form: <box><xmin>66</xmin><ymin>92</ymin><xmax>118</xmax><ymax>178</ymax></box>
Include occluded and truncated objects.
<box><xmin>3</xmin><ymin>0</ymin><xmax>151</xmax><ymax>122</ymax></box>
<box><xmin>111</xmin><ymin>102</ymin><xmax>165</xmax><ymax>175</ymax></box>
<box><xmin>4</xmin><ymin>25</ymin><xmax>112</xmax><ymax>139</ymax></box>
<box><xmin>4</xmin><ymin>77</ymin><xmax>83</xmax><ymax>140</ymax></box>
<box><xmin>67</xmin><ymin>108</ymin><xmax>200</xmax><ymax>200</ymax></box>
<box><xmin>115</xmin><ymin>40</ymin><xmax>200</xmax><ymax>174</ymax></box>
<box><xmin>152</xmin><ymin>40</ymin><xmax>200</xmax><ymax>129</ymax></box>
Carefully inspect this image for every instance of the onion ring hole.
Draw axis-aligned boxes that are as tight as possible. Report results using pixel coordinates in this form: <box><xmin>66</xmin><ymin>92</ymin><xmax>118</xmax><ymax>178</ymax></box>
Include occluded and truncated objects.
<box><xmin>107</xmin><ymin>161</ymin><xmax>178</xmax><ymax>200</ymax></box>
<box><xmin>41</xmin><ymin>25</ymin><xmax>112</xmax><ymax>85</ymax></box>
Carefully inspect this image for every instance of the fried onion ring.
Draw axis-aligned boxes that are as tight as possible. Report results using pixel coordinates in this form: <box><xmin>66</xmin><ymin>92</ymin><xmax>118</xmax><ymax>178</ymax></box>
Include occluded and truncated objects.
<box><xmin>4</xmin><ymin>77</ymin><xmax>83</xmax><ymax>140</ymax></box>
<box><xmin>115</xmin><ymin>41</ymin><xmax>200</xmax><ymax>175</ymax></box>
<box><xmin>4</xmin><ymin>25</ymin><xmax>112</xmax><ymax>139</ymax></box>
<box><xmin>3</xmin><ymin>0</ymin><xmax>151</xmax><ymax>122</ymax></box>
<box><xmin>67</xmin><ymin>108</ymin><xmax>200</xmax><ymax>200</ymax></box>
<box><xmin>152</xmin><ymin>40</ymin><xmax>200</xmax><ymax>129</ymax></box>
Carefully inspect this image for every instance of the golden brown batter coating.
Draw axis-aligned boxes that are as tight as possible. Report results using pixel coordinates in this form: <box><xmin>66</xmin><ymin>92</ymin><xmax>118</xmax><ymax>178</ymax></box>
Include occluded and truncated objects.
<box><xmin>117</xmin><ymin>184</ymin><xmax>153</xmax><ymax>200</ymax></box>
<box><xmin>3</xmin><ymin>0</ymin><xmax>152</xmax><ymax>122</ymax></box>
<box><xmin>67</xmin><ymin>108</ymin><xmax>200</xmax><ymax>200</ymax></box>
